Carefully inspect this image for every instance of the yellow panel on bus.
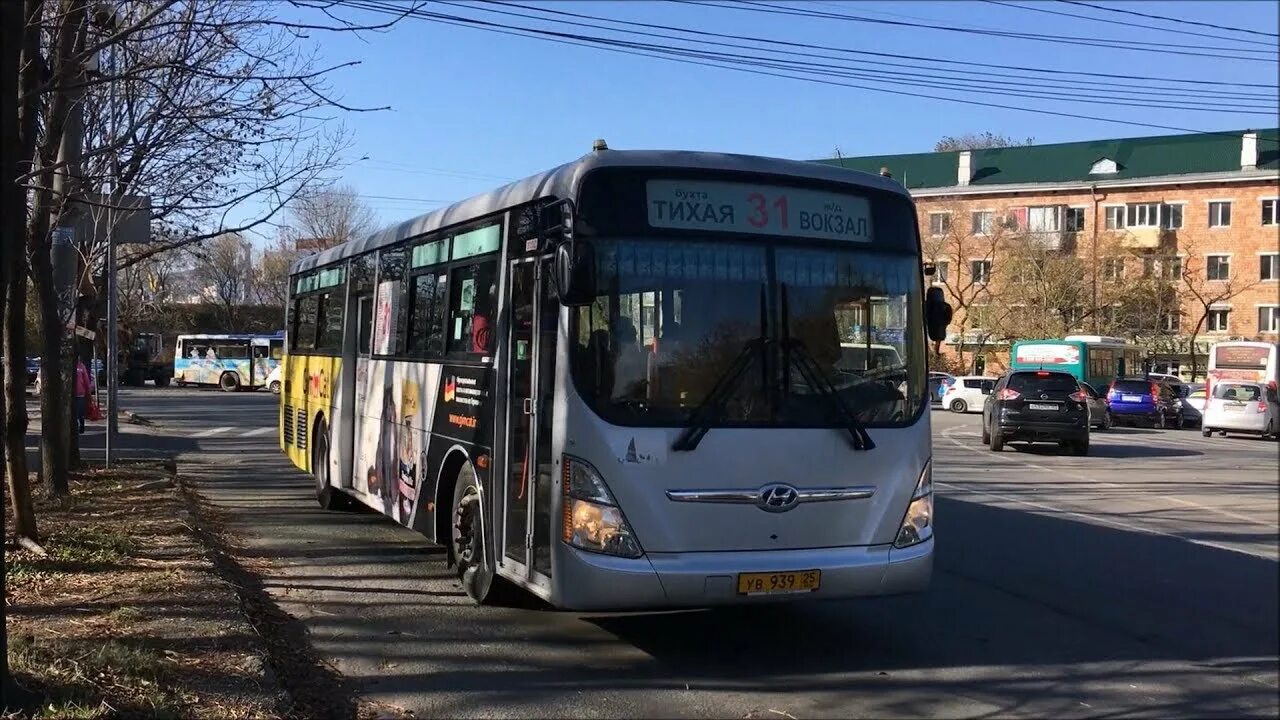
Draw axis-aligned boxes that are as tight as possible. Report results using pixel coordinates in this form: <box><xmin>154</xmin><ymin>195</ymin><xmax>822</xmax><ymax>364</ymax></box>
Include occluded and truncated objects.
<box><xmin>279</xmin><ymin>353</ymin><xmax>341</xmax><ymax>471</ymax></box>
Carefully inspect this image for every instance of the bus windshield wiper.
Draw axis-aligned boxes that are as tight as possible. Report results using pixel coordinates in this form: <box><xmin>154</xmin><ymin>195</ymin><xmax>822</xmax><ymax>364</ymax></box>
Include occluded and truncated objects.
<box><xmin>672</xmin><ymin>285</ymin><xmax>769</xmax><ymax>452</ymax></box>
<box><xmin>780</xmin><ymin>285</ymin><xmax>875</xmax><ymax>451</ymax></box>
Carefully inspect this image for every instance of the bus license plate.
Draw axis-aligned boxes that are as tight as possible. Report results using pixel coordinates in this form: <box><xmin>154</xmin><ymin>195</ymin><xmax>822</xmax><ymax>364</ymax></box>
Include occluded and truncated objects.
<box><xmin>1028</xmin><ymin>402</ymin><xmax>1058</xmax><ymax>411</ymax></box>
<box><xmin>737</xmin><ymin>570</ymin><xmax>821</xmax><ymax>595</ymax></box>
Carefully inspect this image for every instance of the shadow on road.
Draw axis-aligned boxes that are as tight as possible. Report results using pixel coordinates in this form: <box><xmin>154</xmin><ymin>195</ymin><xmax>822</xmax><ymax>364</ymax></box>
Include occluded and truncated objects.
<box><xmin>155</xmin><ymin>416</ymin><xmax>1280</xmax><ymax>718</ymax></box>
<box><xmin>1006</xmin><ymin>442</ymin><xmax>1202</xmax><ymax>458</ymax></box>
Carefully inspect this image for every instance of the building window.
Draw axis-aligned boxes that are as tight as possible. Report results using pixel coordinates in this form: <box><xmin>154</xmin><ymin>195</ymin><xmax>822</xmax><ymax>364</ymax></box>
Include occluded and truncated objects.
<box><xmin>929</xmin><ymin>212</ymin><xmax>951</xmax><ymax>236</ymax></box>
<box><xmin>1207</xmin><ymin>308</ymin><xmax>1230</xmax><ymax>333</ymax></box>
<box><xmin>971</xmin><ymin>211</ymin><xmax>993</xmax><ymax>235</ymax></box>
<box><xmin>1259</xmin><ymin>306</ymin><xmax>1280</xmax><ymax>333</ymax></box>
<box><xmin>1160</xmin><ymin>311</ymin><xmax>1180</xmax><ymax>332</ymax></box>
<box><xmin>1206</xmin><ymin>254</ymin><xmax>1231</xmax><ymax>281</ymax></box>
<box><xmin>969</xmin><ymin>305</ymin><xmax>991</xmax><ymax>328</ymax></box>
<box><xmin>1127</xmin><ymin>202</ymin><xmax>1159</xmax><ymax>228</ymax></box>
<box><xmin>1065</xmin><ymin>207</ymin><xmax>1085</xmax><ymax>232</ymax></box>
<box><xmin>1160</xmin><ymin>203</ymin><xmax>1183</xmax><ymax>230</ymax></box>
<box><xmin>1263</xmin><ymin>199</ymin><xmax>1278</xmax><ymax>226</ymax></box>
<box><xmin>1262</xmin><ymin>253</ymin><xmax>1279</xmax><ymax>281</ymax></box>
<box><xmin>1143</xmin><ymin>256</ymin><xmax>1181</xmax><ymax>280</ymax></box>
<box><xmin>1208</xmin><ymin>201</ymin><xmax>1232</xmax><ymax>227</ymax></box>
<box><xmin>1027</xmin><ymin>205</ymin><xmax>1061</xmax><ymax>234</ymax></box>
<box><xmin>970</xmin><ymin>259</ymin><xmax>992</xmax><ymax>284</ymax></box>
<box><xmin>934</xmin><ymin>260</ymin><xmax>949</xmax><ymax>284</ymax></box>
<box><xmin>1105</xmin><ymin>206</ymin><xmax>1125</xmax><ymax>230</ymax></box>
<box><xmin>1101</xmin><ymin>257</ymin><xmax>1124</xmax><ymax>281</ymax></box>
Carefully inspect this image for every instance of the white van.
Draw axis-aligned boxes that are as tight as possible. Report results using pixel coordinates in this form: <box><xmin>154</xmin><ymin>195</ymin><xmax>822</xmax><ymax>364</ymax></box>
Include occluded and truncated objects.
<box><xmin>1201</xmin><ymin>381</ymin><xmax>1279</xmax><ymax>439</ymax></box>
<box><xmin>941</xmin><ymin>375</ymin><xmax>997</xmax><ymax>413</ymax></box>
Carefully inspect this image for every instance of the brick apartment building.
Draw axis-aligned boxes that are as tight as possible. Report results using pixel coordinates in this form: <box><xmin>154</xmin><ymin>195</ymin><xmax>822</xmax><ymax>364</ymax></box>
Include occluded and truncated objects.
<box><xmin>819</xmin><ymin>128</ymin><xmax>1280</xmax><ymax>378</ymax></box>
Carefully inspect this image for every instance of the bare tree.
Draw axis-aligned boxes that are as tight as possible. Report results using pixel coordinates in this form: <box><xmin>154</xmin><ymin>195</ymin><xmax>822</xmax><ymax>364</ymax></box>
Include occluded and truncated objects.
<box><xmin>934</xmin><ymin>131</ymin><xmax>1035</xmax><ymax>152</ymax></box>
<box><xmin>924</xmin><ymin>201</ymin><xmax>1018</xmax><ymax>373</ymax></box>
<box><xmin>1000</xmin><ymin>237</ymin><xmax>1094</xmax><ymax>340</ymax></box>
<box><xmin>252</xmin><ymin>234</ymin><xmax>300</xmax><ymax>308</ymax></box>
<box><xmin>10</xmin><ymin>0</ymin><xmax>410</xmax><ymax>494</ymax></box>
<box><xmin>1176</xmin><ymin>237</ymin><xmax>1259</xmax><ymax>380</ymax></box>
<box><xmin>285</xmin><ymin>183</ymin><xmax>377</xmax><ymax>252</ymax></box>
<box><xmin>191</xmin><ymin>233</ymin><xmax>254</xmax><ymax>327</ymax></box>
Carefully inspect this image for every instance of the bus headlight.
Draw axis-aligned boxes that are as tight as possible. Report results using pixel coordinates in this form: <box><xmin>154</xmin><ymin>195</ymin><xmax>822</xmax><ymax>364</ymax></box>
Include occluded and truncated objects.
<box><xmin>894</xmin><ymin>459</ymin><xmax>933</xmax><ymax>548</ymax></box>
<box><xmin>561</xmin><ymin>455</ymin><xmax>642</xmax><ymax>559</ymax></box>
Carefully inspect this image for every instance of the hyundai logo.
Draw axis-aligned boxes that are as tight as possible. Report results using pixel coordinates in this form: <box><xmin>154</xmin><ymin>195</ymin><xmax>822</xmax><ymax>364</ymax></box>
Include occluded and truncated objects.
<box><xmin>756</xmin><ymin>483</ymin><xmax>800</xmax><ymax>513</ymax></box>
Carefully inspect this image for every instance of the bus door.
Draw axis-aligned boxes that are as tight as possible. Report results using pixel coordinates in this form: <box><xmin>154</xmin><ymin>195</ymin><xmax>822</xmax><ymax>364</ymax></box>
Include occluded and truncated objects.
<box><xmin>502</xmin><ymin>255</ymin><xmax>557</xmax><ymax>588</ymax></box>
<box><xmin>335</xmin><ymin>289</ymin><xmax>373</xmax><ymax>493</ymax></box>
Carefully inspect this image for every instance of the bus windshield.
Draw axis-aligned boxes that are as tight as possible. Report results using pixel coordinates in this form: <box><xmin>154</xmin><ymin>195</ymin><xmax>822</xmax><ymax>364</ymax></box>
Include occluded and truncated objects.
<box><xmin>571</xmin><ymin>238</ymin><xmax>925</xmax><ymax>427</ymax></box>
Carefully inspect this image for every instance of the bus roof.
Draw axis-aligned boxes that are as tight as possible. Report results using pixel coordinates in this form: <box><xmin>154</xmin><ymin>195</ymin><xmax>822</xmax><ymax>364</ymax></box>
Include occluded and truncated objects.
<box><xmin>291</xmin><ymin>149</ymin><xmax>908</xmax><ymax>275</ymax></box>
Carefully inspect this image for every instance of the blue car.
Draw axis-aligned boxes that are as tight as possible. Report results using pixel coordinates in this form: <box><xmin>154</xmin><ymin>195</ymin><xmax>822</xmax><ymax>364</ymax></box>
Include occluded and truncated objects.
<box><xmin>1105</xmin><ymin>377</ymin><xmax>1184</xmax><ymax>428</ymax></box>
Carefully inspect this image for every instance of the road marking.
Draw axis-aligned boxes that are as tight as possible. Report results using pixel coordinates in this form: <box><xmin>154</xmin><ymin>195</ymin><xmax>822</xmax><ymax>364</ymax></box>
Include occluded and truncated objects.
<box><xmin>241</xmin><ymin>427</ymin><xmax>275</xmax><ymax>437</ymax></box>
<box><xmin>940</xmin><ymin>425</ymin><xmax>1280</xmax><ymax>531</ymax></box>
<box><xmin>936</xmin><ymin>481</ymin><xmax>1275</xmax><ymax>561</ymax></box>
<box><xmin>191</xmin><ymin>427</ymin><xmax>233</xmax><ymax>438</ymax></box>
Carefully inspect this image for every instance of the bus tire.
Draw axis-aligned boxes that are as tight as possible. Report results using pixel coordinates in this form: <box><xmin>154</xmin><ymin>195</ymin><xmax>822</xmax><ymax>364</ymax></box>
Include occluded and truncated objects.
<box><xmin>450</xmin><ymin>465</ymin><xmax>495</xmax><ymax>603</ymax></box>
<box><xmin>449</xmin><ymin>464</ymin><xmax>522</xmax><ymax>606</ymax></box>
<box><xmin>950</xmin><ymin>399</ymin><xmax>967</xmax><ymax>413</ymax></box>
<box><xmin>313</xmin><ymin>419</ymin><xmax>351</xmax><ymax>511</ymax></box>
<box><xmin>219</xmin><ymin>372</ymin><xmax>240</xmax><ymax>392</ymax></box>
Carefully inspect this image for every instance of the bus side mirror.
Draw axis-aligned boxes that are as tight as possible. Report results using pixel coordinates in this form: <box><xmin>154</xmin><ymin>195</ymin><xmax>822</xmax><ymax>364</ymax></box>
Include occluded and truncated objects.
<box><xmin>925</xmin><ymin>286</ymin><xmax>952</xmax><ymax>343</ymax></box>
<box><xmin>555</xmin><ymin>240</ymin><xmax>596</xmax><ymax>307</ymax></box>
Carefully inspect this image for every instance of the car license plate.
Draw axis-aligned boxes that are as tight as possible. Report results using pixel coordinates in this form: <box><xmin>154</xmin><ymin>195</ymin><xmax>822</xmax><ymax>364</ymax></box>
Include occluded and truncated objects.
<box><xmin>1226</xmin><ymin>403</ymin><xmax>1245</xmax><ymax>412</ymax></box>
<box><xmin>1122</xmin><ymin>394</ymin><xmax>1141</xmax><ymax>402</ymax></box>
<box><xmin>1028</xmin><ymin>402</ymin><xmax>1058</xmax><ymax>411</ymax></box>
<box><xmin>737</xmin><ymin>569</ymin><xmax>821</xmax><ymax>595</ymax></box>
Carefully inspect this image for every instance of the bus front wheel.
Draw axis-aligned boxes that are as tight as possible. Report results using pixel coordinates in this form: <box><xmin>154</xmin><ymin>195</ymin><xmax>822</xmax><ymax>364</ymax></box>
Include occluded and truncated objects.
<box><xmin>219</xmin><ymin>372</ymin><xmax>240</xmax><ymax>392</ymax></box>
<box><xmin>451</xmin><ymin>465</ymin><xmax>495</xmax><ymax>604</ymax></box>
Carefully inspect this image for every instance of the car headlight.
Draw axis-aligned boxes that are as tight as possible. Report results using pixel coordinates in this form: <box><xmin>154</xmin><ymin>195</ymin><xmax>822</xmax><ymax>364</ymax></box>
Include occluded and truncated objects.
<box><xmin>894</xmin><ymin>459</ymin><xmax>933</xmax><ymax>548</ymax></box>
<box><xmin>561</xmin><ymin>455</ymin><xmax>642</xmax><ymax>558</ymax></box>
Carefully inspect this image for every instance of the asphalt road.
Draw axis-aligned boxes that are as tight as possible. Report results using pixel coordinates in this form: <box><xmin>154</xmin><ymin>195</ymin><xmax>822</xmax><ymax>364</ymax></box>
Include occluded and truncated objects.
<box><xmin>45</xmin><ymin>388</ymin><xmax>1280</xmax><ymax>718</ymax></box>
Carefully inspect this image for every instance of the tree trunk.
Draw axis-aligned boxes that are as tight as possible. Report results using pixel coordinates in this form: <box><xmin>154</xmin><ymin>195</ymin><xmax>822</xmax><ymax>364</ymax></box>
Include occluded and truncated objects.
<box><xmin>4</xmin><ymin>0</ymin><xmax>42</xmax><ymax>710</ymax></box>
<box><xmin>31</xmin><ymin>249</ymin><xmax>71</xmax><ymax>496</ymax></box>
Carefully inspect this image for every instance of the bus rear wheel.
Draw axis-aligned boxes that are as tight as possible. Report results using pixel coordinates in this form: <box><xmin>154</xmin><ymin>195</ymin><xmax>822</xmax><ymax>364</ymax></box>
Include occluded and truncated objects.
<box><xmin>313</xmin><ymin>420</ymin><xmax>351</xmax><ymax>511</ymax></box>
<box><xmin>219</xmin><ymin>372</ymin><xmax>240</xmax><ymax>392</ymax></box>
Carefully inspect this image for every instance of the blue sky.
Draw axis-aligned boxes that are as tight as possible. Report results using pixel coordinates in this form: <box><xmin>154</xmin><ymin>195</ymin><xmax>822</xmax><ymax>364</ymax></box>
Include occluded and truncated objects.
<box><xmin>269</xmin><ymin>0</ymin><xmax>1280</xmax><ymax>230</ymax></box>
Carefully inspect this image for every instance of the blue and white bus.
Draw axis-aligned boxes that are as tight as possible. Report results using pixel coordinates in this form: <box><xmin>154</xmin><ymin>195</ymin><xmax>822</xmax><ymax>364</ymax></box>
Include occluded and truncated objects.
<box><xmin>174</xmin><ymin>332</ymin><xmax>284</xmax><ymax>391</ymax></box>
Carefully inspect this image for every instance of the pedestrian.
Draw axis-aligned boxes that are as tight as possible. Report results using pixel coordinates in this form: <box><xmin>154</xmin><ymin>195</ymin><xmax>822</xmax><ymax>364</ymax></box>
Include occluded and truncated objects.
<box><xmin>74</xmin><ymin>355</ymin><xmax>92</xmax><ymax>434</ymax></box>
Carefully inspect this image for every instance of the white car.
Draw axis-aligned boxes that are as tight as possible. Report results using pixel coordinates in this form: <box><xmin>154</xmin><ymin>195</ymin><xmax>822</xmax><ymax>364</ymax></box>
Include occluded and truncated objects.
<box><xmin>264</xmin><ymin>365</ymin><xmax>282</xmax><ymax>395</ymax></box>
<box><xmin>942</xmin><ymin>375</ymin><xmax>997</xmax><ymax>413</ymax></box>
<box><xmin>1201</xmin><ymin>381</ymin><xmax>1278</xmax><ymax>438</ymax></box>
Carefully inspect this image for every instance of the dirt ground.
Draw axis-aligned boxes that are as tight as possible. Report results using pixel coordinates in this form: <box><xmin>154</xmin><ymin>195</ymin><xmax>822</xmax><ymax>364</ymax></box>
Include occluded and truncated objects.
<box><xmin>5</xmin><ymin>460</ymin><xmax>287</xmax><ymax>718</ymax></box>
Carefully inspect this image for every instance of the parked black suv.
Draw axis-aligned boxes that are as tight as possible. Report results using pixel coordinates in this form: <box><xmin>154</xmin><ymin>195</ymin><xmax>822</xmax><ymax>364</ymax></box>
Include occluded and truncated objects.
<box><xmin>981</xmin><ymin>370</ymin><xmax>1090</xmax><ymax>455</ymax></box>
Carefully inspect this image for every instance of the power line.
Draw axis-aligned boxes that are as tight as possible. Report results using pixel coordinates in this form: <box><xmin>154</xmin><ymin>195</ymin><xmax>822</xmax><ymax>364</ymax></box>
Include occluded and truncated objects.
<box><xmin>1060</xmin><ymin>0</ymin><xmax>1280</xmax><ymax>39</ymax></box>
<box><xmin>682</xmin><ymin>0</ymin><xmax>1278</xmax><ymax>61</ymax></box>
<box><xmin>459</xmin><ymin>0</ymin><xmax>1275</xmax><ymax>106</ymax></box>
<box><xmin>984</xmin><ymin>0</ymin><xmax>1277</xmax><ymax>48</ymax></box>
<box><xmin>480</xmin><ymin>0</ymin><xmax>1277</xmax><ymax>90</ymax></box>
<box><xmin>328</xmin><ymin>0</ymin><xmax>1278</xmax><ymax>140</ymax></box>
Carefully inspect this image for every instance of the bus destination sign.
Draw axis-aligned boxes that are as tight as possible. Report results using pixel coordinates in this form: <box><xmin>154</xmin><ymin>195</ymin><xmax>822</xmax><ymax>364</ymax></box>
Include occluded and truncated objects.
<box><xmin>646</xmin><ymin>179</ymin><xmax>873</xmax><ymax>242</ymax></box>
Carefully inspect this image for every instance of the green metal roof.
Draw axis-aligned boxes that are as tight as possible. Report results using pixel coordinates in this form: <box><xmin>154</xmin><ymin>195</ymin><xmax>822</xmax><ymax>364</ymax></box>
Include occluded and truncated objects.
<box><xmin>814</xmin><ymin>129</ymin><xmax>1279</xmax><ymax>190</ymax></box>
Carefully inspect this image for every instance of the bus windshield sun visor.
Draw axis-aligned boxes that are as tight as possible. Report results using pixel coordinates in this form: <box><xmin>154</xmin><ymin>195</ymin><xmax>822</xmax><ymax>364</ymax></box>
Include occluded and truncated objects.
<box><xmin>780</xmin><ymin>284</ymin><xmax>874</xmax><ymax>451</ymax></box>
<box><xmin>672</xmin><ymin>285</ymin><xmax>769</xmax><ymax>452</ymax></box>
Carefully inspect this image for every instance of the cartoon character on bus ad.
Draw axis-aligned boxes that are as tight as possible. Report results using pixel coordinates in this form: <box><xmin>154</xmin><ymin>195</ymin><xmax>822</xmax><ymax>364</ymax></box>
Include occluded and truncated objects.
<box><xmin>396</xmin><ymin>381</ymin><xmax>420</xmax><ymax>524</ymax></box>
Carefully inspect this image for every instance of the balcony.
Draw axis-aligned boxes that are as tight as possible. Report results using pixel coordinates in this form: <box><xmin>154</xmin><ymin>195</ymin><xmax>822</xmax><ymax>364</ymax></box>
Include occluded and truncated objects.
<box><xmin>1027</xmin><ymin>230</ymin><xmax>1078</xmax><ymax>251</ymax></box>
<box><xmin>1120</xmin><ymin>226</ymin><xmax>1173</xmax><ymax>249</ymax></box>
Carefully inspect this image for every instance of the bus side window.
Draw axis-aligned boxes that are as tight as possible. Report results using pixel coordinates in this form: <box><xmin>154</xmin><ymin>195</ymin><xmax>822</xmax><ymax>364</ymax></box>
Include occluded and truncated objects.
<box><xmin>446</xmin><ymin>258</ymin><xmax>498</xmax><ymax>357</ymax></box>
<box><xmin>270</xmin><ymin>340</ymin><xmax>284</xmax><ymax>360</ymax></box>
<box><xmin>293</xmin><ymin>296</ymin><xmax>319</xmax><ymax>351</ymax></box>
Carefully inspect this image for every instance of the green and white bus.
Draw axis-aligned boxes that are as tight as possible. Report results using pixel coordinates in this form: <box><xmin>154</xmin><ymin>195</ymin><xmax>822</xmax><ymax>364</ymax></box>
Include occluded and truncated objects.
<box><xmin>1009</xmin><ymin>335</ymin><xmax>1143</xmax><ymax>389</ymax></box>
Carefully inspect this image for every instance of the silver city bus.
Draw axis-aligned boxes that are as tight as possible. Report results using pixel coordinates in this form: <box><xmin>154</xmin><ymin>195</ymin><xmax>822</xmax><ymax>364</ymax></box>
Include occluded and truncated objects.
<box><xmin>280</xmin><ymin>145</ymin><xmax>952</xmax><ymax>609</ymax></box>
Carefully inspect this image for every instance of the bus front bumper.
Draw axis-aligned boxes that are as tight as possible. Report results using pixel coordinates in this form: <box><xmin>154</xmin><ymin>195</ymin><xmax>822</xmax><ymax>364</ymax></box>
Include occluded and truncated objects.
<box><xmin>554</xmin><ymin>538</ymin><xmax>933</xmax><ymax>611</ymax></box>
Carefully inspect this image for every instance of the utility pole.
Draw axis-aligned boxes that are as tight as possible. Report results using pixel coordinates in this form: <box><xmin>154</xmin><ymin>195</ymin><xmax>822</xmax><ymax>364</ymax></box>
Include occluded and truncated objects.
<box><xmin>51</xmin><ymin>15</ymin><xmax>87</xmax><ymax>469</ymax></box>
